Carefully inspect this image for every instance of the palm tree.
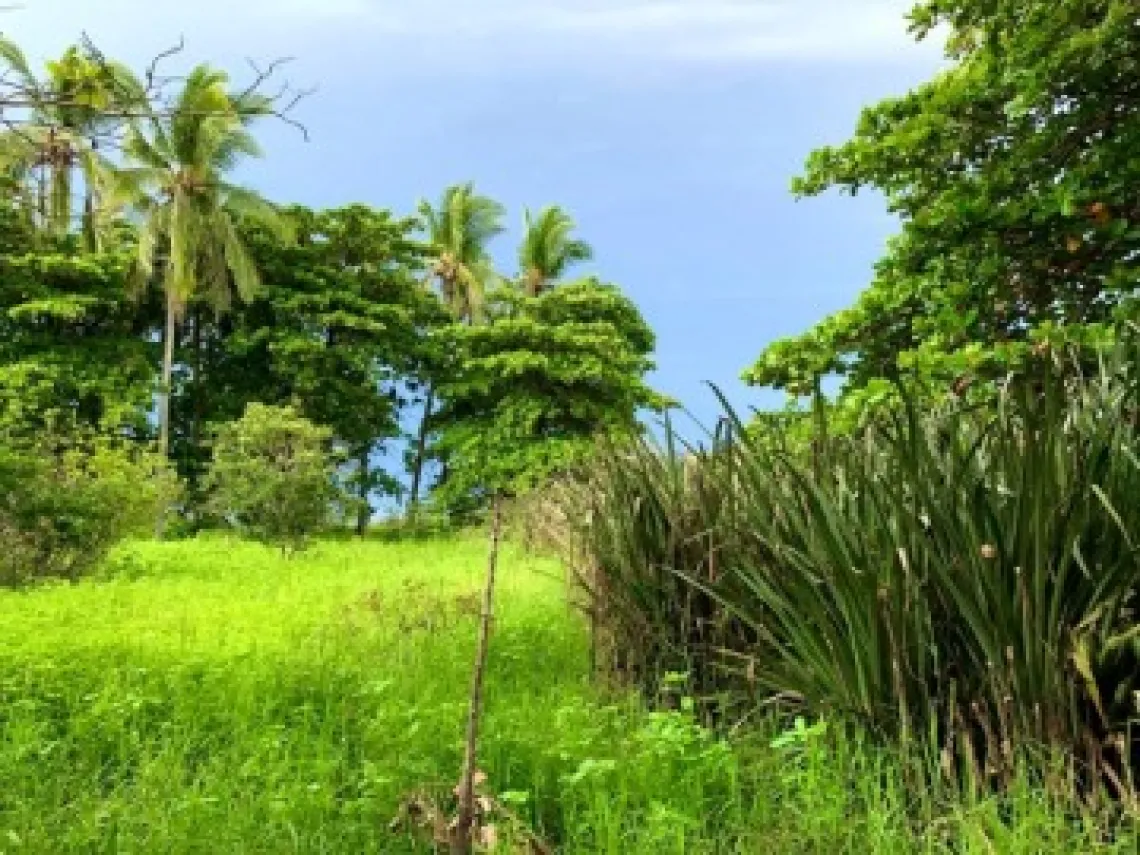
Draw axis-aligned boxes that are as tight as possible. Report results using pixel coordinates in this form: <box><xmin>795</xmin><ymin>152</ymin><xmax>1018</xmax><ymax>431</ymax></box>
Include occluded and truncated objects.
<box><xmin>408</xmin><ymin>183</ymin><xmax>505</xmax><ymax>510</ymax></box>
<box><xmin>109</xmin><ymin>64</ymin><xmax>284</xmax><ymax>465</ymax></box>
<box><xmin>517</xmin><ymin>205</ymin><xmax>592</xmax><ymax>296</ymax></box>
<box><xmin>417</xmin><ymin>182</ymin><xmax>505</xmax><ymax>322</ymax></box>
<box><xmin>0</xmin><ymin>39</ymin><xmax>143</xmax><ymax>247</ymax></box>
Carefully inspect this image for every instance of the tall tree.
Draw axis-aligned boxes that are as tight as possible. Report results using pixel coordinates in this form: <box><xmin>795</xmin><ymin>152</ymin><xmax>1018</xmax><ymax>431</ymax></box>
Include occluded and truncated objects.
<box><xmin>417</xmin><ymin>183</ymin><xmax>505</xmax><ymax>322</ymax></box>
<box><xmin>431</xmin><ymin>278</ymin><xmax>665</xmax><ymax>514</ymax></box>
<box><xmin>516</xmin><ymin>204</ymin><xmax>592</xmax><ymax>296</ymax></box>
<box><xmin>220</xmin><ymin>205</ymin><xmax>447</xmax><ymax>532</ymax></box>
<box><xmin>0</xmin><ymin>204</ymin><xmax>153</xmax><ymax>438</ymax></box>
<box><xmin>743</xmin><ymin>0</ymin><xmax>1140</xmax><ymax>430</ymax></box>
<box><xmin>109</xmin><ymin>64</ymin><xmax>284</xmax><ymax>464</ymax></box>
<box><xmin>0</xmin><ymin>41</ymin><xmax>143</xmax><ymax>247</ymax></box>
<box><xmin>408</xmin><ymin>183</ymin><xmax>505</xmax><ymax>509</ymax></box>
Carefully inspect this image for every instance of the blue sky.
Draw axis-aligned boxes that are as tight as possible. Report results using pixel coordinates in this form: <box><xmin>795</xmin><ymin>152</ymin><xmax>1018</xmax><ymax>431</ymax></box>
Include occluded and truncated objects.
<box><xmin>8</xmin><ymin>0</ymin><xmax>943</xmax><ymax>430</ymax></box>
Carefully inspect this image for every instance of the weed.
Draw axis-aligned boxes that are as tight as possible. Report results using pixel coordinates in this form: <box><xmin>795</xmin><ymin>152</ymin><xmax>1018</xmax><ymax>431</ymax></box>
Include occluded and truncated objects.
<box><xmin>0</xmin><ymin>535</ymin><xmax>1135</xmax><ymax>851</ymax></box>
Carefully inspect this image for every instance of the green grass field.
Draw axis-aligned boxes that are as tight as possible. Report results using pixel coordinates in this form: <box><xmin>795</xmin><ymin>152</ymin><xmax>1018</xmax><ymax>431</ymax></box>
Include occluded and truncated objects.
<box><xmin>0</xmin><ymin>535</ymin><xmax>1135</xmax><ymax>853</ymax></box>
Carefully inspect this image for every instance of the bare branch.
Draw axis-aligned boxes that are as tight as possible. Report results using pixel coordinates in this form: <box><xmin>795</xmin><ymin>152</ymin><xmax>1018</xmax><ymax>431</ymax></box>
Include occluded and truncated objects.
<box><xmin>0</xmin><ymin>34</ymin><xmax>311</xmax><ymax>143</ymax></box>
<box><xmin>269</xmin><ymin>86</ymin><xmax>315</xmax><ymax>141</ymax></box>
<box><xmin>236</xmin><ymin>55</ymin><xmax>314</xmax><ymax>141</ymax></box>
<box><xmin>141</xmin><ymin>35</ymin><xmax>186</xmax><ymax>95</ymax></box>
<box><xmin>239</xmin><ymin>55</ymin><xmax>295</xmax><ymax>104</ymax></box>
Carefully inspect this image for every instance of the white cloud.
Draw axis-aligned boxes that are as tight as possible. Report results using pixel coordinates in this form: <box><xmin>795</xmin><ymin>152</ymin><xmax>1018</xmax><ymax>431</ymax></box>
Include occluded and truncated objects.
<box><xmin>358</xmin><ymin>0</ymin><xmax>936</xmax><ymax>63</ymax></box>
<box><xmin>3</xmin><ymin>0</ymin><xmax>939</xmax><ymax>68</ymax></box>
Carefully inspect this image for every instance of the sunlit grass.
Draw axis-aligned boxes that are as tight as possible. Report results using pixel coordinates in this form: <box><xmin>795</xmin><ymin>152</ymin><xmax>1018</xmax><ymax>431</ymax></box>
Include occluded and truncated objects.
<box><xmin>0</xmin><ymin>534</ymin><xmax>1135</xmax><ymax>852</ymax></box>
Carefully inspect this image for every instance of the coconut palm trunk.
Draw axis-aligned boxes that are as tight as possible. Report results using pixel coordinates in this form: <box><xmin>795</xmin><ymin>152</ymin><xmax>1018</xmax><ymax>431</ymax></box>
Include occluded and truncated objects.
<box><xmin>81</xmin><ymin>141</ymin><xmax>99</xmax><ymax>250</ymax></box>
<box><xmin>82</xmin><ymin>192</ymin><xmax>95</xmax><ymax>249</ymax></box>
<box><xmin>36</xmin><ymin>165</ymin><xmax>47</xmax><ymax>228</ymax></box>
<box><xmin>154</xmin><ymin>294</ymin><xmax>178</xmax><ymax>537</ymax></box>
<box><xmin>159</xmin><ymin>294</ymin><xmax>176</xmax><ymax>460</ymax></box>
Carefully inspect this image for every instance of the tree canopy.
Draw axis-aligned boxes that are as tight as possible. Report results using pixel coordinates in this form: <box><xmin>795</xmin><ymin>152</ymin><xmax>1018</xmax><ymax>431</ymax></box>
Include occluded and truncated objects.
<box><xmin>0</xmin><ymin>34</ymin><xmax>663</xmax><ymax>533</ymax></box>
<box><xmin>431</xmin><ymin>278</ymin><xmax>663</xmax><ymax>507</ymax></box>
<box><xmin>744</xmin><ymin>0</ymin><xmax>1140</xmax><ymax>426</ymax></box>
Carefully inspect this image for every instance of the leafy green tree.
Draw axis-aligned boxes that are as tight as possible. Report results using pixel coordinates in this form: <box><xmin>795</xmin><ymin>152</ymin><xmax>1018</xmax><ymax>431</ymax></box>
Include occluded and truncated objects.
<box><xmin>409</xmin><ymin>183</ymin><xmax>506</xmax><ymax>508</ymax></box>
<box><xmin>743</xmin><ymin>0</ymin><xmax>1140</xmax><ymax>427</ymax></box>
<box><xmin>0</xmin><ymin>40</ymin><xmax>143</xmax><ymax>247</ymax></box>
<box><xmin>204</xmin><ymin>403</ymin><xmax>344</xmax><ymax>549</ymax></box>
<box><xmin>517</xmin><ymin>205</ymin><xmax>593</xmax><ymax>296</ymax></box>
<box><xmin>0</xmin><ymin>204</ymin><xmax>155</xmax><ymax>438</ymax></box>
<box><xmin>110</xmin><ymin>64</ymin><xmax>285</xmax><ymax>462</ymax></box>
<box><xmin>197</xmin><ymin>205</ymin><xmax>448</xmax><ymax>531</ymax></box>
<box><xmin>431</xmin><ymin>278</ymin><xmax>664</xmax><ymax>512</ymax></box>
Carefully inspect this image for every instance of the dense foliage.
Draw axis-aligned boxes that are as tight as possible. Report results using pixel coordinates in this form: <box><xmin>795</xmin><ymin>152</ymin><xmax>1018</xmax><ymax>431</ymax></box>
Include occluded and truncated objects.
<box><xmin>171</xmin><ymin>205</ymin><xmax>446</xmax><ymax>526</ymax></box>
<box><xmin>6</xmin><ymin>2</ymin><xmax>1140</xmax><ymax>841</ymax></box>
<box><xmin>432</xmin><ymin>279</ymin><xmax>663</xmax><ymax>508</ymax></box>
<box><xmin>555</xmin><ymin>336</ymin><xmax>1140</xmax><ymax>793</ymax></box>
<box><xmin>0</xmin><ymin>433</ymin><xmax>175</xmax><ymax>585</ymax></box>
<box><xmin>0</xmin><ymin>35</ymin><xmax>659</xmax><ymax>566</ymax></box>
<box><xmin>744</xmin><ymin>0</ymin><xmax>1140</xmax><ymax>428</ymax></box>
<box><xmin>0</xmin><ymin>209</ymin><xmax>151</xmax><ymax>437</ymax></box>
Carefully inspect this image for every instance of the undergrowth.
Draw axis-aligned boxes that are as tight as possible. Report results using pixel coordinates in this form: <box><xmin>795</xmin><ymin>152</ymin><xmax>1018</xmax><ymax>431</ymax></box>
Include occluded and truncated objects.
<box><xmin>0</xmin><ymin>535</ymin><xmax>1134</xmax><ymax>852</ymax></box>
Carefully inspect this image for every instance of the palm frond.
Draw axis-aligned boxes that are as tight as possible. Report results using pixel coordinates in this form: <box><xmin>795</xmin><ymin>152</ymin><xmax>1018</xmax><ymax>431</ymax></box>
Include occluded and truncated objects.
<box><xmin>215</xmin><ymin>210</ymin><xmax>262</xmax><ymax>303</ymax></box>
<box><xmin>116</xmin><ymin>62</ymin><xmax>274</xmax><ymax>317</ymax></box>
<box><xmin>518</xmin><ymin>204</ymin><xmax>592</xmax><ymax>293</ymax></box>
<box><xmin>99</xmin><ymin>164</ymin><xmax>165</xmax><ymax>216</ymax></box>
<box><xmin>222</xmin><ymin>182</ymin><xmax>285</xmax><ymax>237</ymax></box>
<box><xmin>131</xmin><ymin>205</ymin><xmax>166</xmax><ymax>297</ymax></box>
<box><xmin>169</xmin><ymin>64</ymin><xmax>234</xmax><ymax>167</ymax></box>
<box><xmin>419</xmin><ymin>182</ymin><xmax>505</xmax><ymax>320</ymax></box>
<box><xmin>0</xmin><ymin>128</ymin><xmax>41</xmax><ymax>171</ymax></box>
<box><xmin>0</xmin><ymin>34</ymin><xmax>36</xmax><ymax>89</ymax></box>
<box><xmin>212</xmin><ymin>127</ymin><xmax>262</xmax><ymax>172</ymax></box>
<box><xmin>231</xmin><ymin>90</ymin><xmax>273</xmax><ymax>125</ymax></box>
<box><xmin>122</xmin><ymin>125</ymin><xmax>171</xmax><ymax>172</ymax></box>
<box><xmin>456</xmin><ymin>261</ymin><xmax>492</xmax><ymax>324</ymax></box>
<box><xmin>96</xmin><ymin>60</ymin><xmax>147</xmax><ymax>117</ymax></box>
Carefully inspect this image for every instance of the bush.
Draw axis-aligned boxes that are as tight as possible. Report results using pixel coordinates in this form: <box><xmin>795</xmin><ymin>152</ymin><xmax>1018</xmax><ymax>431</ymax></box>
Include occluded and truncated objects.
<box><xmin>0</xmin><ymin>433</ymin><xmax>178</xmax><ymax>586</ymax></box>
<box><xmin>553</xmin><ymin>336</ymin><xmax>1140</xmax><ymax>794</ymax></box>
<box><xmin>204</xmin><ymin>403</ymin><xmax>344</xmax><ymax>549</ymax></box>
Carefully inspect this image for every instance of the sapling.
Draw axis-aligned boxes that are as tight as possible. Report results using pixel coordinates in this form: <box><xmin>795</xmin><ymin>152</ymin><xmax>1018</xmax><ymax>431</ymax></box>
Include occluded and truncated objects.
<box><xmin>449</xmin><ymin>494</ymin><xmax>503</xmax><ymax>854</ymax></box>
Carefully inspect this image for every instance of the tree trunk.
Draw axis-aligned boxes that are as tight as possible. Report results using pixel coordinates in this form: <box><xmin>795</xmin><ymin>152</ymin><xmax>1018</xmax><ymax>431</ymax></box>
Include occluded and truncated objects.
<box><xmin>407</xmin><ymin>383</ymin><xmax>435</xmax><ymax>517</ymax></box>
<box><xmin>82</xmin><ymin>192</ymin><xmax>95</xmax><ymax>252</ymax></box>
<box><xmin>36</xmin><ymin>165</ymin><xmax>47</xmax><ymax>231</ymax></box>
<box><xmin>84</xmin><ymin>141</ymin><xmax>100</xmax><ymax>252</ymax></box>
<box><xmin>155</xmin><ymin>294</ymin><xmax>177</xmax><ymax>539</ymax></box>
<box><xmin>450</xmin><ymin>496</ymin><xmax>503</xmax><ymax>855</ymax></box>
<box><xmin>190</xmin><ymin>307</ymin><xmax>202</xmax><ymax>472</ymax></box>
<box><xmin>159</xmin><ymin>294</ymin><xmax>176</xmax><ymax>458</ymax></box>
<box><xmin>355</xmin><ymin>446</ymin><xmax>371</xmax><ymax>536</ymax></box>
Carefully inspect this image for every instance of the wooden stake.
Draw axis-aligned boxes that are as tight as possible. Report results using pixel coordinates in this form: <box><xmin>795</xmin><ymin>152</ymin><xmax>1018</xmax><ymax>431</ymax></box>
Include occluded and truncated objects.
<box><xmin>451</xmin><ymin>495</ymin><xmax>503</xmax><ymax>854</ymax></box>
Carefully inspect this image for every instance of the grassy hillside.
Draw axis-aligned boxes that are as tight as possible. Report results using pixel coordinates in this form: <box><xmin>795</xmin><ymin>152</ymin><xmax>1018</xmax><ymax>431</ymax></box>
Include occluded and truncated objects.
<box><xmin>0</xmin><ymin>535</ymin><xmax>1133</xmax><ymax>853</ymax></box>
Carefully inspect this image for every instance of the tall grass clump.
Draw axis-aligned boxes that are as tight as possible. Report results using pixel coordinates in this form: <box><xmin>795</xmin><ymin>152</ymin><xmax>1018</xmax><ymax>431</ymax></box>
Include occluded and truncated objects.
<box><xmin>553</xmin><ymin>337</ymin><xmax>1140</xmax><ymax>799</ymax></box>
<box><xmin>529</xmin><ymin>421</ymin><xmax>755</xmax><ymax>712</ymax></box>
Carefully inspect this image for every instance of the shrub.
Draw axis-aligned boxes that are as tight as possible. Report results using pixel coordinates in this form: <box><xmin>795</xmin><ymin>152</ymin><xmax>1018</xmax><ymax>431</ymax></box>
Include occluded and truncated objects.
<box><xmin>553</xmin><ymin>336</ymin><xmax>1140</xmax><ymax>794</ymax></box>
<box><xmin>204</xmin><ymin>403</ymin><xmax>343</xmax><ymax>549</ymax></box>
<box><xmin>0</xmin><ymin>433</ymin><xmax>178</xmax><ymax>586</ymax></box>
